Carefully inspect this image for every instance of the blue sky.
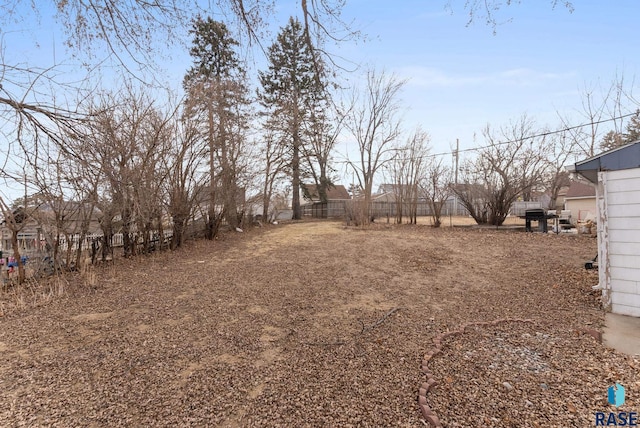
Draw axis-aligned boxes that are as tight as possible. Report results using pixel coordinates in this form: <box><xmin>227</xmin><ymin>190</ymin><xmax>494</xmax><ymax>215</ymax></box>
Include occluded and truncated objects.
<box><xmin>261</xmin><ymin>0</ymin><xmax>639</xmax><ymax>176</ymax></box>
<box><xmin>327</xmin><ymin>1</ymin><xmax>638</xmax><ymax>159</ymax></box>
<box><xmin>1</xmin><ymin>1</ymin><xmax>639</xmax><ymax>195</ymax></box>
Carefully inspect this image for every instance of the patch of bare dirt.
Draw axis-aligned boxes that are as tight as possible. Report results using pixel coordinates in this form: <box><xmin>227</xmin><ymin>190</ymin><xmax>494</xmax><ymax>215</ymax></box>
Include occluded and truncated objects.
<box><xmin>0</xmin><ymin>220</ymin><xmax>637</xmax><ymax>427</ymax></box>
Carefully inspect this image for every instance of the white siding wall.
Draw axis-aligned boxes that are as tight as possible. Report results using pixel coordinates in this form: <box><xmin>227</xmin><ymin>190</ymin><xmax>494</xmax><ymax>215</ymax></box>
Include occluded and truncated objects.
<box><xmin>603</xmin><ymin>168</ymin><xmax>640</xmax><ymax>317</ymax></box>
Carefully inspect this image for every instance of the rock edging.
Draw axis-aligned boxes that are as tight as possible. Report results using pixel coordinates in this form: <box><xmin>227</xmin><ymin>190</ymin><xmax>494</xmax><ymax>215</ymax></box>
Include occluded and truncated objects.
<box><xmin>418</xmin><ymin>318</ymin><xmax>535</xmax><ymax>427</ymax></box>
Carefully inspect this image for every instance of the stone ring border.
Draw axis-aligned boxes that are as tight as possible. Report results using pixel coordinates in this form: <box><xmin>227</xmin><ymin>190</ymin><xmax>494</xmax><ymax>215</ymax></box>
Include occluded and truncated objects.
<box><xmin>417</xmin><ymin>318</ymin><xmax>535</xmax><ymax>427</ymax></box>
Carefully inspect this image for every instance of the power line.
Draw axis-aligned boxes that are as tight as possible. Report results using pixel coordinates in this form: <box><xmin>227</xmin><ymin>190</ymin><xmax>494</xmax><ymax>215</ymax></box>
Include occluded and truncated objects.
<box><xmin>336</xmin><ymin>111</ymin><xmax>637</xmax><ymax>163</ymax></box>
<box><xmin>427</xmin><ymin>112</ymin><xmax>636</xmax><ymax>159</ymax></box>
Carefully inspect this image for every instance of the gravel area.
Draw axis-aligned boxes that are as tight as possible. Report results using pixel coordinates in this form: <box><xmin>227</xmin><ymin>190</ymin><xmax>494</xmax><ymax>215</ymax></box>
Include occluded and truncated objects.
<box><xmin>0</xmin><ymin>220</ymin><xmax>637</xmax><ymax>427</ymax></box>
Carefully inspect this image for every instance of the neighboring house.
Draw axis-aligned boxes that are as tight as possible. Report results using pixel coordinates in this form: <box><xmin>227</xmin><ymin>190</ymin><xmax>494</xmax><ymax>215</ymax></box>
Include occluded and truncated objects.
<box><xmin>192</xmin><ymin>184</ymin><xmax>247</xmax><ymax>221</ymax></box>
<box><xmin>371</xmin><ymin>192</ymin><xmax>395</xmax><ymax>203</ymax></box>
<box><xmin>375</xmin><ymin>183</ymin><xmax>424</xmax><ymax>199</ymax></box>
<box><xmin>377</xmin><ymin>184</ymin><xmax>393</xmax><ymax>194</ymax></box>
<box><xmin>563</xmin><ymin>180</ymin><xmax>597</xmax><ymax>225</ymax></box>
<box><xmin>371</xmin><ymin>187</ymin><xmax>468</xmax><ymax>218</ymax></box>
<box><xmin>301</xmin><ymin>184</ymin><xmax>351</xmax><ymax>218</ymax></box>
<box><xmin>0</xmin><ymin>207</ymin><xmax>44</xmax><ymax>253</ymax></box>
<box><xmin>377</xmin><ymin>183</ymin><xmax>405</xmax><ymax>195</ymax></box>
<box><xmin>302</xmin><ymin>184</ymin><xmax>351</xmax><ymax>202</ymax></box>
<box><xmin>1</xmin><ymin>203</ymin><xmax>102</xmax><ymax>253</ymax></box>
<box><xmin>554</xmin><ymin>185</ymin><xmax>570</xmax><ymax>211</ymax></box>
<box><xmin>444</xmin><ymin>194</ymin><xmax>470</xmax><ymax>216</ymax></box>
<box><xmin>575</xmin><ymin>141</ymin><xmax>640</xmax><ymax>317</ymax></box>
<box><xmin>371</xmin><ymin>184</ymin><xmax>421</xmax><ymax>219</ymax></box>
<box><xmin>510</xmin><ymin>201</ymin><xmax>542</xmax><ymax>217</ymax></box>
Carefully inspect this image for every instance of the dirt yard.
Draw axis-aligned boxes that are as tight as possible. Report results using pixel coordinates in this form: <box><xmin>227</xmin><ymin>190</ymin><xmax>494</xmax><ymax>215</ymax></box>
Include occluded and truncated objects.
<box><xmin>0</xmin><ymin>220</ymin><xmax>638</xmax><ymax>427</ymax></box>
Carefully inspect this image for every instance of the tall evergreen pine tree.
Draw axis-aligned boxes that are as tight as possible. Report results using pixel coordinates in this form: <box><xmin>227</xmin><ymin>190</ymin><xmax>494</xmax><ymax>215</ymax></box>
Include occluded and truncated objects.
<box><xmin>258</xmin><ymin>17</ymin><xmax>325</xmax><ymax>219</ymax></box>
<box><xmin>184</xmin><ymin>17</ymin><xmax>249</xmax><ymax>233</ymax></box>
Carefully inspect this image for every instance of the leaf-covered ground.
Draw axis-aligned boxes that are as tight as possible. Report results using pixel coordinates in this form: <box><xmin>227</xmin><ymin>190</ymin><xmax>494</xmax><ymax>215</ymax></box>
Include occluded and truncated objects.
<box><xmin>0</xmin><ymin>220</ymin><xmax>637</xmax><ymax>427</ymax></box>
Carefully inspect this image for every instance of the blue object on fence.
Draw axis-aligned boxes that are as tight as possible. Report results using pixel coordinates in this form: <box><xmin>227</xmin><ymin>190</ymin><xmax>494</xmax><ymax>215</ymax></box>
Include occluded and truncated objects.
<box><xmin>7</xmin><ymin>256</ymin><xmax>28</xmax><ymax>268</ymax></box>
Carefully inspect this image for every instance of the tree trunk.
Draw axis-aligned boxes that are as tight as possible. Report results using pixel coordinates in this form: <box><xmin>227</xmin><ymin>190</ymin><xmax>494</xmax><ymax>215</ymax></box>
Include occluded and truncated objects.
<box><xmin>292</xmin><ymin>135</ymin><xmax>301</xmax><ymax>220</ymax></box>
<box><xmin>75</xmin><ymin>231</ymin><xmax>87</xmax><ymax>270</ymax></box>
<box><xmin>123</xmin><ymin>227</ymin><xmax>132</xmax><ymax>257</ymax></box>
<box><xmin>206</xmin><ymin>195</ymin><xmax>217</xmax><ymax>240</ymax></box>
<box><xmin>262</xmin><ymin>192</ymin><xmax>270</xmax><ymax>222</ymax></box>
<box><xmin>99</xmin><ymin>219</ymin><xmax>114</xmax><ymax>262</ymax></box>
<box><xmin>318</xmin><ymin>175</ymin><xmax>330</xmax><ymax>204</ymax></box>
<box><xmin>64</xmin><ymin>232</ymin><xmax>74</xmax><ymax>269</ymax></box>
<box><xmin>53</xmin><ymin>233</ymin><xmax>60</xmax><ymax>272</ymax></box>
<box><xmin>220</xmin><ymin>112</ymin><xmax>238</xmax><ymax>228</ymax></box>
<box><xmin>223</xmin><ymin>178</ymin><xmax>238</xmax><ymax>228</ymax></box>
<box><xmin>11</xmin><ymin>230</ymin><xmax>25</xmax><ymax>284</ymax></box>
<box><xmin>171</xmin><ymin>214</ymin><xmax>185</xmax><ymax>250</ymax></box>
<box><xmin>364</xmin><ymin>180</ymin><xmax>373</xmax><ymax>224</ymax></box>
<box><xmin>206</xmin><ymin>89</ymin><xmax>218</xmax><ymax>240</ymax></box>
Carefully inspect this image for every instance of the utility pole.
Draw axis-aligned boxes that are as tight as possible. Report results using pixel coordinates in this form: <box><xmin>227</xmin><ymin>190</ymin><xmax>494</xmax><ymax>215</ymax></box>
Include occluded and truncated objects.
<box><xmin>454</xmin><ymin>138</ymin><xmax>459</xmax><ymax>186</ymax></box>
<box><xmin>453</xmin><ymin>138</ymin><xmax>459</xmax><ymax>216</ymax></box>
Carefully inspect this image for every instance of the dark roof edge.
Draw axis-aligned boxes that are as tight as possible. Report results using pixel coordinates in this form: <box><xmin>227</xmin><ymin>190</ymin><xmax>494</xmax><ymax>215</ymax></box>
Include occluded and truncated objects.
<box><xmin>574</xmin><ymin>140</ymin><xmax>640</xmax><ymax>183</ymax></box>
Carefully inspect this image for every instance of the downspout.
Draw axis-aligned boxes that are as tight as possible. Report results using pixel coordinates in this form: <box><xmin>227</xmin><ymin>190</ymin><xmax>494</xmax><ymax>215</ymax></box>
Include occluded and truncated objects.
<box><xmin>596</xmin><ymin>171</ymin><xmax>611</xmax><ymax>311</ymax></box>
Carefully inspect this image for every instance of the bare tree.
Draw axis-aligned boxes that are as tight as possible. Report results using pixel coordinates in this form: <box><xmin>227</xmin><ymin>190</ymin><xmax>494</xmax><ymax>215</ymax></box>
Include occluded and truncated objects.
<box><xmin>388</xmin><ymin>151</ymin><xmax>410</xmax><ymax>224</ymax></box>
<box><xmin>539</xmin><ymin>130</ymin><xmax>575</xmax><ymax>210</ymax></box>
<box><xmin>73</xmin><ymin>85</ymin><xmax>175</xmax><ymax>257</ymax></box>
<box><xmin>130</xmin><ymin>107</ymin><xmax>173</xmax><ymax>253</ymax></box>
<box><xmin>558</xmin><ymin>78</ymin><xmax>628</xmax><ymax>158</ymax></box>
<box><xmin>1</xmin><ymin>90</ymin><xmax>97</xmax><ymax>273</ymax></box>
<box><xmin>0</xmin><ymin>198</ymin><xmax>29</xmax><ymax>284</ymax></box>
<box><xmin>345</xmin><ymin>69</ymin><xmax>405</xmax><ymax>224</ymax></box>
<box><xmin>454</xmin><ymin>115</ymin><xmax>547</xmax><ymax>226</ymax></box>
<box><xmin>270</xmin><ymin>186</ymin><xmax>292</xmax><ymax>222</ymax></box>
<box><xmin>163</xmin><ymin>113</ymin><xmax>207</xmax><ymax>249</ymax></box>
<box><xmin>387</xmin><ymin>128</ymin><xmax>430</xmax><ymax>224</ymax></box>
<box><xmin>446</xmin><ymin>0</ymin><xmax>574</xmax><ymax>32</ymax></box>
<box><xmin>26</xmin><ymin>163</ymin><xmax>92</xmax><ymax>270</ymax></box>
<box><xmin>260</xmin><ymin>127</ymin><xmax>288</xmax><ymax>221</ymax></box>
<box><xmin>4</xmin><ymin>1</ymin><xmax>570</xmax><ymax>81</ymax></box>
<box><xmin>301</xmin><ymin>99</ymin><xmax>343</xmax><ymax>204</ymax></box>
<box><xmin>422</xmin><ymin>158</ymin><xmax>452</xmax><ymax>228</ymax></box>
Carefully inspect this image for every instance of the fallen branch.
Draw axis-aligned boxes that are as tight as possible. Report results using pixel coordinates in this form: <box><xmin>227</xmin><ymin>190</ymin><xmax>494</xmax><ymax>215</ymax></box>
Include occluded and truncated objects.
<box><xmin>362</xmin><ymin>307</ymin><xmax>401</xmax><ymax>334</ymax></box>
<box><xmin>301</xmin><ymin>308</ymin><xmax>402</xmax><ymax>347</ymax></box>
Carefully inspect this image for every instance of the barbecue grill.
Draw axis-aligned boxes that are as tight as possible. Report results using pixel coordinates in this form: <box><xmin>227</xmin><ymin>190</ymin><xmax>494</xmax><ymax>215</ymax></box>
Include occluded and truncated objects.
<box><xmin>524</xmin><ymin>208</ymin><xmax>558</xmax><ymax>233</ymax></box>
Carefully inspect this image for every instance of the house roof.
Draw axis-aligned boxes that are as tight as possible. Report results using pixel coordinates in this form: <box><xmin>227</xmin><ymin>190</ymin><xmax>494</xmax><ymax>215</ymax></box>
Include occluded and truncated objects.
<box><xmin>557</xmin><ymin>185</ymin><xmax>569</xmax><ymax>198</ymax></box>
<box><xmin>304</xmin><ymin>184</ymin><xmax>351</xmax><ymax>201</ymax></box>
<box><xmin>371</xmin><ymin>192</ymin><xmax>395</xmax><ymax>202</ymax></box>
<box><xmin>1</xmin><ymin>202</ymin><xmax>103</xmax><ymax>235</ymax></box>
<box><xmin>377</xmin><ymin>183</ymin><xmax>416</xmax><ymax>194</ymax></box>
<box><xmin>377</xmin><ymin>184</ymin><xmax>396</xmax><ymax>194</ymax></box>
<box><xmin>575</xmin><ymin>140</ymin><xmax>640</xmax><ymax>183</ymax></box>
<box><xmin>565</xmin><ymin>181</ymin><xmax>596</xmax><ymax>199</ymax></box>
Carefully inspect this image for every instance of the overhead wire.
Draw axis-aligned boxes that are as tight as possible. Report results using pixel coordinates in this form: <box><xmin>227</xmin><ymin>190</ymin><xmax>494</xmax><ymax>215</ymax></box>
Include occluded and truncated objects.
<box><xmin>335</xmin><ymin>111</ymin><xmax>638</xmax><ymax>164</ymax></box>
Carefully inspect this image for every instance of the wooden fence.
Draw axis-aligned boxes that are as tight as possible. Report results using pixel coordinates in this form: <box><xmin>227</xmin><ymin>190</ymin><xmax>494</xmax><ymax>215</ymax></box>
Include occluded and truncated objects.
<box><xmin>54</xmin><ymin>231</ymin><xmax>174</xmax><ymax>252</ymax></box>
<box><xmin>5</xmin><ymin>230</ymin><xmax>174</xmax><ymax>256</ymax></box>
<box><xmin>301</xmin><ymin>200</ymin><xmax>470</xmax><ymax>219</ymax></box>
